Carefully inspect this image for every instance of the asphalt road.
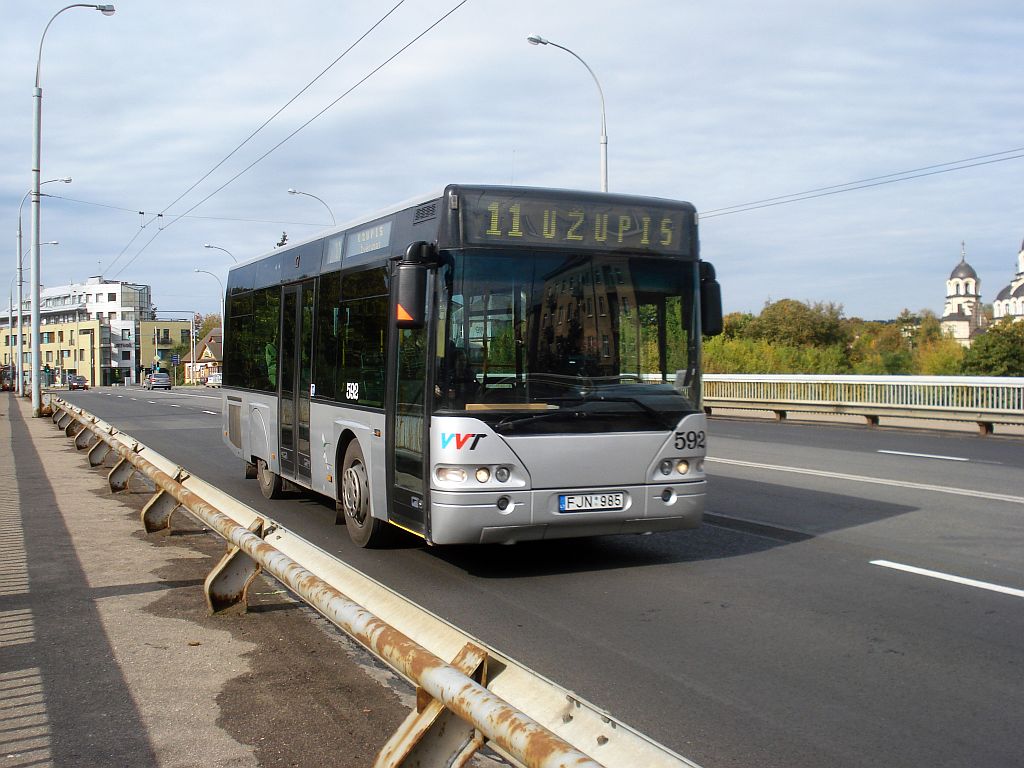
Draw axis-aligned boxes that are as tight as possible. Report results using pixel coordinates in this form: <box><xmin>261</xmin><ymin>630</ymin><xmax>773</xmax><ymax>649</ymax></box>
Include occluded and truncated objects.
<box><xmin>60</xmin><ymin>386</ymin><xmax>1024</xmax><ymax>768</ymax></box>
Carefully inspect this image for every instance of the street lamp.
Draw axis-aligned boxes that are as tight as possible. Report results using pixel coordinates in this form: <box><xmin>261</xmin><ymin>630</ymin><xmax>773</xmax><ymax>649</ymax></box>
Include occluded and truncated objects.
<box><xmin>287</xmin><ymin>188</ymin><xmax>336</xmax><ymax>225</ymax></box>
<box><xmin>16</xmin><ymin>178</ymin><xmax>69</xmax><ymax>396</ymax></box>
<box><xmin>13</xmin><ymin>242</ymin><xmax>58</xmax><ymax>394</ymax></box>
<box><xmin>203</xmin><ymin>243</ymin><xmax>237</xmax><ymax>263</ymax></box>
<box><xmin>30</xmin><ymin>3</ymin><xmax>115</xmax><ymax>416</ymax></box>
<box><xmin>194</xmin><ymin>268</ymin><xmax>224</xmax><ymax>385</ymax></box>
<box><xmin>527</xmin><ymin>34</ymin><xmax>608</xmax><ymax>193</ymax></box>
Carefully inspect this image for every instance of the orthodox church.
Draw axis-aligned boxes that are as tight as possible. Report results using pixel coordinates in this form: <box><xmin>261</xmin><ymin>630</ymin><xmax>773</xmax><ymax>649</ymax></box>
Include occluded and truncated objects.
<box><xmin>993</xmin><ymin>239</ymin><xmax>1024</xmax><ymax>323</ymax></box>
<box><xmin>941</xmin><ymin>243</ymin><xmax>985</xmax><ymax>347</ymax></box>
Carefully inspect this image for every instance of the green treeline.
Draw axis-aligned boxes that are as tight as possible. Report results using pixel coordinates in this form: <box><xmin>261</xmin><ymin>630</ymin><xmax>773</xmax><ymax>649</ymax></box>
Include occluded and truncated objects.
<box><xmin>704</xmin><ymin>299</ymin><xmax>1024</xmax><ymax>376</ymax></box>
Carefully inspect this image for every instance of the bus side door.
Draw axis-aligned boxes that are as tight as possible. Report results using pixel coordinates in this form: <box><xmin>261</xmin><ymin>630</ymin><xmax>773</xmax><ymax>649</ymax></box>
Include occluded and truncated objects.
<box><xmin>279</xmin><ymin>280</ymin><xmax>315</xmax><ymax>484</ymax></box>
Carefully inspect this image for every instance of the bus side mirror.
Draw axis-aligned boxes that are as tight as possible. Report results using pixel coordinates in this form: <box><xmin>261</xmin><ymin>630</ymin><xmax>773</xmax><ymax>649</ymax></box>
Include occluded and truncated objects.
<box><xmin>393</xmin><ymin>241</ymin><xmax>434</xmax><ymax>329</ymax></box>
<box><xmin>699</xmin><ymin>261</ymin><xmax>723</xmax><ymax>337</ymax></box>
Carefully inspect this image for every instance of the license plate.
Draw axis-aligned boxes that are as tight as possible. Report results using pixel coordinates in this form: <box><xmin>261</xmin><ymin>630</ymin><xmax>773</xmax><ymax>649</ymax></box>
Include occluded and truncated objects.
<box><xmin>558</xmin><ymin>492</ymin><xmax>625</xmax><ymax>512</ymax></box>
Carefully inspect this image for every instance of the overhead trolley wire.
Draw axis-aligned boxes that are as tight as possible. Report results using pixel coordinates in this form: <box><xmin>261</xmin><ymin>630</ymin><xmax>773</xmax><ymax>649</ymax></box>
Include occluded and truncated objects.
<box><xmin>106</xmin><ymin>0</ymin><xmax>412</xmax><ymax>275</ymax></box>
<box><xmin>701</xmin><ymin>147</ymin><xmax>1024</xmax><ymax>219</ymax></box>
<box><xmin>120</xmin><ymin>0</ymin><xmax>473</xmax><ymax>266</ymax></box>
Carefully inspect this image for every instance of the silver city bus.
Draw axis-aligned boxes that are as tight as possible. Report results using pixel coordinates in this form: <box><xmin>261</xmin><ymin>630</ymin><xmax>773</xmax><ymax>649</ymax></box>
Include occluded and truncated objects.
<box><xmin>221</xmin><ymin>185</ymin><xmax>723</xmax><ymax>547</ymax></box>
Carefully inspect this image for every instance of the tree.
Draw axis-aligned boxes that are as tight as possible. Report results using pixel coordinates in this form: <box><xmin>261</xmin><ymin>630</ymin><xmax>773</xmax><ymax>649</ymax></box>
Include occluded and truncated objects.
<box><xmin>196</xmin><ymin>313</ymin><xmax>222</xmax><ymax>341</ymax></box>
<box><xmin>914</xmin><ymin>338</ymin><xmax>964</xmax><ymax>375</ymax></box>
<box><xmin>961</xmin><ymin>320</ymin><xmax>1024</xmax><ymax>376</ymax></box>
<box><xmin>745</xmin><ymin>299</ymin><xmax>848</xmax><ymax>348</ymax></box>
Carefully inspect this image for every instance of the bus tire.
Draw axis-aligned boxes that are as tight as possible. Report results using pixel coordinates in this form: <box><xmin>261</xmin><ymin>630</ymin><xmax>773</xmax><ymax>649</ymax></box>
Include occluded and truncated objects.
<box><xmin>256</xmin><ymin>458</ymin><xmax>283</xmax><ymax>500</ymax></box>
<box><xmin>341</xmin><ymin>440</ymin><xmax>387</xmax><ymax>548</ymax></box>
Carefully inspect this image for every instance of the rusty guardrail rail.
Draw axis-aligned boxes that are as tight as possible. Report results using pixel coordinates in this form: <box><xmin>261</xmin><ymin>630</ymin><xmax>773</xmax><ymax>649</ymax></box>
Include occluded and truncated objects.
<box><xmin>48</xmin><ymin>396</ymin><xmax>700</xmax><ymax>768</ymax></box>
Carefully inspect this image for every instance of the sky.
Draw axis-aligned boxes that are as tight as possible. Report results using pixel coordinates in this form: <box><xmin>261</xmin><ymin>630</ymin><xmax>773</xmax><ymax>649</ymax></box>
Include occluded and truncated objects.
<box><xmin>2</xmin><ymin>1</ymin><xmax>1022</xmax><ymax>321</ymax></box>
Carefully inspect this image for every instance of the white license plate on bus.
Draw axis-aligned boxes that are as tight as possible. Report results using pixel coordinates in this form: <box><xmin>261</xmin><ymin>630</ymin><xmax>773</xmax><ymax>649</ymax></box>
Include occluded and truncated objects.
<box><xmin>558</xmin><ymin>492</ymin><xmax>626</xmax><ymax>512</ymax></box>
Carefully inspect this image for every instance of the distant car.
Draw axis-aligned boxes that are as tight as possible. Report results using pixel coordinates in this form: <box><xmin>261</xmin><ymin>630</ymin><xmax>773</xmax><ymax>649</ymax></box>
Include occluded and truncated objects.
<box><xmin>146</xmin><ymin>372</ymin><xmax>172</xmax><ymax>390</ymax></box>
<box><xmin>205</xmin><ymin>372</ymin><xmax>222</xmax><ymax>387</ymax></box>
<box><xmin>68</xmin><ymin>375</ymin><xmax>89</xmax><ymax>391</ymax></box>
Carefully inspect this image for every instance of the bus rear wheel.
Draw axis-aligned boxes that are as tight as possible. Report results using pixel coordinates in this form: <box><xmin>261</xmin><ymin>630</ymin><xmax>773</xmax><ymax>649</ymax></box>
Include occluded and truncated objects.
<box><xmin>256</xmin><ymin>458</ymin><xmax>283</xmax><ymax>500</ymax></box>
<box><xmin>341</xmin><ymin>440</ymin><xmax>387</xmax><ymax>548</ymax></box>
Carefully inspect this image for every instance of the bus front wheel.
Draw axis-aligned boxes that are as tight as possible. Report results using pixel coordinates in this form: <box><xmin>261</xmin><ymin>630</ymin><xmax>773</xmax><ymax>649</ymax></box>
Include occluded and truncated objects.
<box><xmin>256</xmin><ymin>458</ymin><xmax>283</xmax><ymax>500</ymax></box>
<box><xmin>341</xmin><ymin>440</ymin><xmax>387</xmax><ymax>548</ymax></box>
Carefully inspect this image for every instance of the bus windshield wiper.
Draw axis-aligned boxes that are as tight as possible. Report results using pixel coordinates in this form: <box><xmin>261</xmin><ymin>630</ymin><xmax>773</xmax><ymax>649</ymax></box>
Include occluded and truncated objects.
<box><xmin>549</xmin><ymin>393</ymin><xmax>676</xmax><ymax>430</ymax></box>
<box><xmin>493</xmin><ymin>408</ymin><xmax>588</xmax><ymax>432</ymax></box>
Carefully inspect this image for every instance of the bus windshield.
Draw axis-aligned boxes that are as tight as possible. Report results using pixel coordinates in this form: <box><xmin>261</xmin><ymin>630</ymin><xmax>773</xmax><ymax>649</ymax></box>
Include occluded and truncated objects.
<box><xmin>434</xmin><ymin>249</ymin><xmax>700</xmax><ymax>434</ymax></box>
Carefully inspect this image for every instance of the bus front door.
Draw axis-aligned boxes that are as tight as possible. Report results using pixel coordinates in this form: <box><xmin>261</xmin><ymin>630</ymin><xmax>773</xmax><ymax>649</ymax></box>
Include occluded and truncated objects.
<box><xmin>386</xmin><ymin>323</ymin><xmax>429</xmax><ymax>537</ymax></box>
<box><xmin>279</xmin><ymin>281</ymin><xmax>314</xmax><ymax>485</ymax></box>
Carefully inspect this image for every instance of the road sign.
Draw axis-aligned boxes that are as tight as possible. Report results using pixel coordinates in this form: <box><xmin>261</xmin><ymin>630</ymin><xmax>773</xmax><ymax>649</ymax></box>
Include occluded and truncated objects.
<box><xmin>171</xmin><ymin>354</ymin><xmax>180</xmax><ymax>365</ymax></box>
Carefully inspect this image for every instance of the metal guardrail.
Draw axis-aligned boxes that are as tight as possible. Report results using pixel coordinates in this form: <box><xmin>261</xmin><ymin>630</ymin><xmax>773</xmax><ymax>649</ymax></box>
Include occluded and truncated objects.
<box><xmin>47</xmin><ymin>396</ymin><xmax>699</xmax><ymax>768</ymax></box>
<box><xmin>703</xmin><ymin>374</ymin><xmax>1024</xmax><ymax>435</ymax></box>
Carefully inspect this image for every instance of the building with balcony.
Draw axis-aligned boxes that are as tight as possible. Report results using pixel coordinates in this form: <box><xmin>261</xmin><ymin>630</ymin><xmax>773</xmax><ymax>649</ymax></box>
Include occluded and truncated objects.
<box><xmin>2</xmin><ymin>276</ymin><xmax>191</xmax><ymax>386</ymax></box>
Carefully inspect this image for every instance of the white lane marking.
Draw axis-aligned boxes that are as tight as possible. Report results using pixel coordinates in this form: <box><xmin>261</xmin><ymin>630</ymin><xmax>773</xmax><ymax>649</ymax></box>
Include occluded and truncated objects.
<box><xmin>147</xmin><ymin>401</ymin><xmax>156</xmax><ymax>404</ymax></box>
<box><xmin>170</xmin><ymin>404</ymin><xmax>181</xmax><ymax>408</ymax></box>
<box><xmin>201</xmin><ymin>410</ymin><xmax>218</xmax><ymax>415</ymax></box>
<box><xmin>871</xmin><ymin>560</ymin><xmax>1024</xmax><ymax>599</ymax></box>
<box><xmin>706</xmin><ymin>457</ymin><xmax>1024</xmax><ymax>505</ymax></box>
<box><xmin>878</xmin><ymin>450</ymin><xmax>968</xmax><ymax>462</ymax></box>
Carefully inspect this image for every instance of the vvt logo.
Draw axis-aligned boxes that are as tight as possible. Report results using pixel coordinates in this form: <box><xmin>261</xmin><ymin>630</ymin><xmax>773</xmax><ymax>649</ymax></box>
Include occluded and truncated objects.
<box><xmin>440</xmin><ymin>433</ymin><xmax>487</xmax><ymax>450</ymax></box>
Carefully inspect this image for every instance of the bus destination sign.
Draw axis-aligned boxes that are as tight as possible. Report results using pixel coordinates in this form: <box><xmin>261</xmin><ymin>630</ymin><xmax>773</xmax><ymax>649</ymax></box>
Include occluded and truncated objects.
<box><xmin>461</xmin><ymin>191</ymin><xmax>692</xmax><ymax>256</ymax></box>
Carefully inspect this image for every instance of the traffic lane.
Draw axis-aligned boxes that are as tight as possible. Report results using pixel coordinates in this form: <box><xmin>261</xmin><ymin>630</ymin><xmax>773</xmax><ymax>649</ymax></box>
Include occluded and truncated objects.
<box><xmin>707</xmin><ymin>464</ymin><xmax>1024</xmax><ymax>583</ymax></box>
<box><xmin>407</xmin><ymin>519</ymin><xmax>1024</xmax><ymax>768</ymax></box>
<box><xmin>708</xmin><ymin>419</ymin><xmax>1024</xmax><ymax>500</ymax></box>
<box><xmin>709</xmin><ymin>415</ymin><xmax>1024</xmax><ymax>470</ymax></box>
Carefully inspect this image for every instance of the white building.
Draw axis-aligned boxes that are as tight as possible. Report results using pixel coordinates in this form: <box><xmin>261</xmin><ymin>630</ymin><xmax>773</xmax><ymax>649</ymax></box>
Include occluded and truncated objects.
<box><xmin>941</xmin><ymin>243</ymin><xmax>985</xmax><ymax>348</ymax></box>
<box><xmin>993</xmin><ymin>238</ymin><xmax>1024</xmax><ymax>322</ymax></box>
<box><xmin>3</xmin><ymin>276</ymin><xmax>155</xmax><ymax>385</ymax></box>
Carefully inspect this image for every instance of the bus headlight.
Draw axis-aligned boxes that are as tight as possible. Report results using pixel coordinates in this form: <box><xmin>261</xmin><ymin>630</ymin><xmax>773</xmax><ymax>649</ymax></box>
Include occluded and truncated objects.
<box><xmin>475</xmin><ymin>467</ymin><xmax>491</xmax><ymax>483</ymax></box>
<box><xmin>676</xmin><ymin>460</ymin><xmax>690</xmax><ymax>475</ymax></box>
<box><xmin>659</xmin><ymin>459</ymin><xmax>673</xmax><ymax>476</ymax></box>
<box><xmin>436</xmin><ymin>467</ymin><xmax>467</xmax><ymax>483</ymax></box>
<box><xmin>495</xmin><ymin>466</ymin><xmax>511</xmax><ymax>483</ymax></box>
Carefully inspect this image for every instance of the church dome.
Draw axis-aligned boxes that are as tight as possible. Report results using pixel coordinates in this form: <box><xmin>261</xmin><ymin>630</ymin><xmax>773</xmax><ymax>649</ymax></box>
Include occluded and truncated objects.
<box><xmin>949</xmin><ymin>258</ymin><xmax>978</xmax><ymax>281</ymax></box>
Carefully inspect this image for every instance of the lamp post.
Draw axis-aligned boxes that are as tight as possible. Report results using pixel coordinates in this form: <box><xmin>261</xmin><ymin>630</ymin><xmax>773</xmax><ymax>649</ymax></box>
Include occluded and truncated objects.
<box><xmin>17</xmin><ymin>177</ymin><xmax>69</xmax><ymax>396</ymax></box>
<box><xmin>194</xmin><ymin>269</ymin><xmax>224</xmax><ymax>384</ymax></box>
<box><xmin>527</xmin><ymin>34</ymin><xmax>608</xmax><ymax>193</ymax></box>
<box><xmin>16</xmin><ymin>241</ymin><xmax>58</xmax><ymax>394</ymax></box>
<box><xmin>203</xmin><ymin>243</ymin><xmax>237</xmax><ymax>263</ymax></box>
<box><xmin>30</xmin><ymin>3</ymin><xmax>114</xmax><ymax>416</ymax></box>
<box><xmin>287</xmin><ymin>188</ymin><xmax>336</xmax><ymax>225</ymax></box>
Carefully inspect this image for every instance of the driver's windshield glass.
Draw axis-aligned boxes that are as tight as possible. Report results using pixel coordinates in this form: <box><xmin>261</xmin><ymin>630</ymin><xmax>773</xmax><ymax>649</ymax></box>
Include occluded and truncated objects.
<box><xmin>434</xmin><ymin>249</ymin><xmax>699</xmax><ymax>434</ymax></box>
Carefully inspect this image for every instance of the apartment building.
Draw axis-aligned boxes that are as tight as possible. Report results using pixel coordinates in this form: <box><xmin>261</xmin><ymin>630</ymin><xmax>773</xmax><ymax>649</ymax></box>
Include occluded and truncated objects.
<box><xmin>2</xmin><ymin>276</ymin><xmax>191</xmax><ymax>386</ymax></box>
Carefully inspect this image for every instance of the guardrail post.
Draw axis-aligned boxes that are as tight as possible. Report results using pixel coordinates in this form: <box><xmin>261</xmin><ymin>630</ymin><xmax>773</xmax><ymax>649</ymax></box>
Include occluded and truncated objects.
<box><xmin>374</xmin><ymin>642</ymin><xmax>488</xmax><ymax>768</ymax></box>
<box><xmin>977</xmin><ymin>421</ymin><xmax>994</xmax><ymax>436</ymax></box>
<box><xmin>141</xmin><ymin>468</ymin><xmax>191</xmax><ymax>533</ymax></box>
<box><xmin>56</xmin><ymin>411</ymin><xmax>73</xmax><ymax>431</ymax></box>
<box><xmin>52</xmin><ymin>406</ymin><xmax>64</xmax><ymax>424</ymax></box>
<box><xmin>108</xmin><ymin>442</ymin><xmax>144</xmax><ymax>493</ymax></box>
<box><xmin>74</xmin><ymin>422</ymin><xmax>97</xmax><ymax>450</ymax></box>
<box><xmin>204</xmin><ymin>517</ymin><xmax>266</xmax><ymax>615</ymax></box>
<box><xmin>108</xmin><ymin>457</ymin><xmax>136</xmax><ymax>492</ymax></box>
<box><xmin>66</xmin><ymin>419</ymin><xmax>87</xmax><ymax>438</ymax></box>
<box><xmin>88</xmin><ymin>437</ymin><xmax>113</xmax><ymax>467</ymax></box>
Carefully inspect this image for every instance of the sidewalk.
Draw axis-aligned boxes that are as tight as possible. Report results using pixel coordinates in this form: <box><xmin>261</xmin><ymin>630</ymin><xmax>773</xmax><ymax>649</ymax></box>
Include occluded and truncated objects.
<box><xmin>0</xmin><ymin>393</ymin><xmax>410</xmax><ymax>767</ymax></box>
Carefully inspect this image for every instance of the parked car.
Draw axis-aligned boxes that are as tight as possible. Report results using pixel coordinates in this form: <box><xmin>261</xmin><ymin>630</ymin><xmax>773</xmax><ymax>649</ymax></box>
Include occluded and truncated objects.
<box><xmin>205</xmin><ymin>372</ymin><xmax>222</xmax><ymax>387</ymax></box>
<box><xmin>68</xmin><ymin>375</ymin><xmax>89</xmax><ymax>391</ymax></box>
<box><xmin>145</xmin><ymin>372</ymin><xmax>172</xmax><ymax>390</ymax></box>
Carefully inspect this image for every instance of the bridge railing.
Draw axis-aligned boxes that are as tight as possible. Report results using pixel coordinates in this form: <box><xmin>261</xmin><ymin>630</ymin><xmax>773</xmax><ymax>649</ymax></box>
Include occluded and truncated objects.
<box><xmin>702</xmin><ymin>374</ymin><xmax>1024</xmax><ymax>434</ymax></box>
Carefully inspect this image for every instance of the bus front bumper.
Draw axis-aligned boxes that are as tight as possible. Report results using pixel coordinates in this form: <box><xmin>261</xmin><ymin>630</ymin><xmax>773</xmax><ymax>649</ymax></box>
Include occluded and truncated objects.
<box><xmin>426</xmin><ymin>480</ymin><xmax>705</xmax><ymax>545</ymax></box>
